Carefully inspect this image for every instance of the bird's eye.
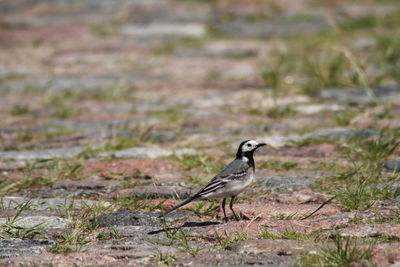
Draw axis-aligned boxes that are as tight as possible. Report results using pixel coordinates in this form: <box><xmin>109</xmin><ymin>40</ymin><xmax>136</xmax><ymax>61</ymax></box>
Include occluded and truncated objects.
<box><xmin>247</xmin><ymin>144</ymin><xmax>251</xmax><ymax>147</ymax></box>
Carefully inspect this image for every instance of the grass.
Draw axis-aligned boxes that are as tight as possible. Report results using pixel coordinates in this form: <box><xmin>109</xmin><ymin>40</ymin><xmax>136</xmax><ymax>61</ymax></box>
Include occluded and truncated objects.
<box><xmin>168</xmin><ymin>154</ymin><xmax>226</xmax><ymax>186</ymax></box>
<box><xmin>91</xmin><ymin>20</ymin><xmax>122</xmax><ymax>38</ymax></box>
<box><xmin>0</xmin><ymin>159</ymin><xmax>84</xmax><ymax>195</ymax></box>
<box><xmin>14</xmin><ymin>128</ymin><xmax>77</xmax><ymax>144</ymax></box>
<box><xmin>258</xmin><ymin>229</ymin><xmax>313</xmax><ymax>241</ymax></box>
<box><xmin>314</xmin><ymin>133</ymin><xmax>400</xmax><ymax>211</ymax></box>
<box><xmin>192</xmin><ymin>200</ymin><xmax>220</xmax><ymax>217</ymax></box>
<box><xmin>298</xmin><ymin>235</ymin><xmax>373</xmax><ymax>267</ymax></box>
<box><xmin>259</xmin><ymin>159</ymin><xmax>298</xmax><ymax>171</ymax></box>
<box><xmin>97</xmin><ymin>226</ymin><xmax>122</xmax><ymax>240</ymax></box>
<box><xmin>113</xmin><ymin>197</ymin><xmax>162</xmax><ymax>211</ymax></box>
<box><xmin>333</xmin><ymin>108</ymin><xmax>358</xmax><ymax>126</ymax></box>
<box><xmin>10</xmin><ymin>104</ymin><xmax>30</xmax><ymax>116</ymax></box>
<box><xmin>258</xmin><ymin>7</ymin><xmax>400</xmax><ymax>97</ymax></box>
<box><xmin>50</xmin><ymin>200</ymin><xmax>114</xmax><ymax>254</ymax></box>
<box><xmin>78</xmin><ymin>124</ymin><xmax>162</xmax><ymax>158</ymax></box>
<box><xmin>152</xmin><ymin>38</ymin><xmax>204</xmax><ymax>55</ymax></box>
<box><xmin>0</xmin><ymin>200</ymin><xmax>46</xmax><ymax>239</ymax></box>
<box><xmin>155</xmin><ymin>249</ymin><xmax>176</xmax><ymax>266</ymax></box>
<box><xmin>157</xmin><ymin>224</ymin><xmax>202</xmax><ymax>256</ymax></box>
<box><xmin>213</xmin><ymin>230</ymin><xmax>251</xmax><ymax>250</ymax></box>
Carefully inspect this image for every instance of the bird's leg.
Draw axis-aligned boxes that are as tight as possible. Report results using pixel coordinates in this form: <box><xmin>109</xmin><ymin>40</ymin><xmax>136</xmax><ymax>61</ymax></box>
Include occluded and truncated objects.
<box><xmin>229</xmin><ymin>196</ymin><xmax>240</xmax><ymax>221</ymax></box>
<box><xmin>221</xmin><ymin>198</ymin><xmax>228</xmax><ymax>221</ymax></box>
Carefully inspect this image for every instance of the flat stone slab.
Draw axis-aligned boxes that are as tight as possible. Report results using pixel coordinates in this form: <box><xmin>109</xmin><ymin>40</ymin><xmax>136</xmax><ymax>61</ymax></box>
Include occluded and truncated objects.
<box><xmin>336</xmin><ymin>224</ymin><xmax>400</xmax><ymax>240</ymax></box>
<box><xmin>91</xmin><ymin>210</ymin><xmax>190</xmax><ymax>227</ymax></box>
<box><xmin>254</xmin><ymin>176</ymin><xmax>313</xmax><ymax>192</ymax></box>
<box><xmin>230</xmin><ymin>239</ymin><xmax>320</xmax><ymax>256</ymax></box>
<box><xmin>121</xmin><ymin>23</ymin><xmax>206</xmax><ymax>38</ymax></box>
<box><xmin>258</xmin><ymin>127</ymin><xmax>377</xmax><ymax>148</ymax></box>
<box><xmin>0</xmin><ymin>197</ymin><xmax>111</xmax><ymax>210</ymax></box>
<box><xmin>91</xmin><ymin>243</ymin><xmax>182</xmax><ymax>262</ymax></box>
<box><xmin>0</xmin><ymin>146</ymin><xmax>85</xmax><ymax>160</ymax></box>
<box><xmin>318</xmin><ymin>86</ymin><xmax>400</xmax><ymax>104</ymax></box>
<box><xmin>97</xmin><ymin>147</ymin><xmax>197</xmax><ymax>159</ymax></box>
<box><xmin>174</xmin><ymin>250</ymin><xmax>296</xmax><ymax>267</ymax></box>
<box><xmin>0</xmin><ymin>216</ymin><xmax>71</xmax><ymax>229</ymax></box>
<box><xmin>0</xmin><ymin>239</ymin><xmax>55</xmax><ymax>257</ymax></box>
<box><xmin>110</xmin><ymin>183</ymin><xmax>194</xmax><ymax>199</ymax></box>
<box><xmin>385</xmin><ymin>160</ymin><xmax>400</xmax><ymax>171</ymax></box>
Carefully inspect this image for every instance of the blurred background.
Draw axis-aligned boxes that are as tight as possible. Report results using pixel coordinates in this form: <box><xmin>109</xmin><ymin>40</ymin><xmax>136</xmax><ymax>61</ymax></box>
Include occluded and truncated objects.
<box><xmin>0</xmin><ymin>0</ymin><xmax>399</xmax><ymax>154</ymax></box>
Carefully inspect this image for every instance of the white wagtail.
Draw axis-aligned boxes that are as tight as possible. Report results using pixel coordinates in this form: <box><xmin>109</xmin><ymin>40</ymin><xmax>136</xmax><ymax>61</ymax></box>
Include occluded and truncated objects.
<box><xmin>161</xmin><ymin>140</ymin><xmax>265</xmax><ymax>221</ymax></box>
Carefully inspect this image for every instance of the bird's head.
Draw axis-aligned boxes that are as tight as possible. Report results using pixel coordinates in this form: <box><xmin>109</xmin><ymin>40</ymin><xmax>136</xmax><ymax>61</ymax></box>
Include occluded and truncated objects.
<box><xmin>236</xmin><ymin>139</ymin><xmax>266</xmax><ymax>159</ymax></box>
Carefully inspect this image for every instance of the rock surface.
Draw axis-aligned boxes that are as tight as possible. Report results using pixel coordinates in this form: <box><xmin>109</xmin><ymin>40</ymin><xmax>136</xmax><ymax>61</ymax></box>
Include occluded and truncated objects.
<box><xmin>0</xmin><ymin>239</ymin><xmax>55</xmax><ymax>257</ymax></box>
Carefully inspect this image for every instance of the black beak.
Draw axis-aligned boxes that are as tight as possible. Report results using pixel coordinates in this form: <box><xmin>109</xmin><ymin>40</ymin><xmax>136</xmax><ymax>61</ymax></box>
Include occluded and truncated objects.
<box><xmin>257</xmin><ymin>143</ymin><xmax>266</xmax><ymax>147</ymax></box>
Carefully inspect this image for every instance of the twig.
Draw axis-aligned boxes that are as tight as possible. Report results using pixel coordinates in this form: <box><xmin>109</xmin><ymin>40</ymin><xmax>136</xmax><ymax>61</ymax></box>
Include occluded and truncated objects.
<box><xmin>300</xmin><ymin>196</ymin><xmax>336</xmax><ymax>220</ymax></box>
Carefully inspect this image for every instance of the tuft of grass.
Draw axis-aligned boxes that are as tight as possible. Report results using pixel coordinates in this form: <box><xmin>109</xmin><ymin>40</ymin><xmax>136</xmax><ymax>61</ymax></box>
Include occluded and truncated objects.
<box><xmin>214</xmin><ymin>230</ymin><xmax>252</xmax><ymax>250</ymax></box>
<box><xmin>153</xmin><ymin>38</ymin><xmax>203</xmax><ymax>55</ymax></box>
<box><xmin>155</xmin><ymin>249</ymin><xmax>176</xmax><ymax>266</ymax></box>
<box><xmin>314</xmin><ymin>132</ymin><xmax>399</xmax><ymax>211</ymax></box>
<box><xmin>10</xmin><ymin>104</ymin><xmax>30</xmax><ymax>116</ymax></box>
<box><xmin>333</xmin><ymin>108</ymin><xmax>357</xmax><ymax>126</ymax></box>
<box><xmin>298</xmin><ymin>235</ymin><xmax>373</xmax><ymax>267</ymax></box>
<box><xmin>192</xmin><ymin>200</ymin><xmax>220</xmax><ymax>217</ymax></box>
<box><xmin>157</xmin><ymin>224</ymin><xmax>202</xmax><ymax>256</ymax></box>
<box><xmin>50</xmin><ymin>200</ymin><xmax>114</xmax><ymax>254</ymax></box>
<box><xmin>0</xmin><ymin>200</ymin><xmax>46</xmax><ymax>239</ymax></box>
<box><xmin>91</xmin><ymin>20</ymin><xmax>122</xmax><ymax>37</ymax></box>
<box><xmin>97</xmin><ymin>226</ymin><xmax>122</xmax><ymax>240</ymax></box>
<box><xmin>258</xmin><ymin>229</ymin><xmax>313</xmax><ymax>241</ymax></box>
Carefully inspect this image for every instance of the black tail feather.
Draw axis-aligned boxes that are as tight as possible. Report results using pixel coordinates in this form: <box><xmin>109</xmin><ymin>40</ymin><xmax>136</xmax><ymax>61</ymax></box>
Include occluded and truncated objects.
<box><xmin>159</xmin><ymin>196</ymin><xmax>198</xmax><ymax>218</ymax></box>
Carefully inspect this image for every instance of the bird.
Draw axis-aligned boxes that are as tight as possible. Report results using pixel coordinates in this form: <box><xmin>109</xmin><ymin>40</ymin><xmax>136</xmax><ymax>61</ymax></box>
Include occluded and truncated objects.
<box><xmin>161</xmin><ymin>139</ymin><xmax>265</xmax><ymax>221</ymax></box>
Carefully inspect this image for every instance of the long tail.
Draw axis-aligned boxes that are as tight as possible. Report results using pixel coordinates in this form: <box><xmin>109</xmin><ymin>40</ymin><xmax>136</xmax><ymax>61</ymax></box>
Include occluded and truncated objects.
<box><xmin>160</xmin><ymin>196</ymin><xmax>198</xmax><ymax>217</ymax></box>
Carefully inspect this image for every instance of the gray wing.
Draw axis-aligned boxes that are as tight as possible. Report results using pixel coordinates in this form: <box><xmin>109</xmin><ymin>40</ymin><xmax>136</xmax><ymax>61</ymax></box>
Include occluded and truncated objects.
<box><xmin>194</xmin><ymin>159</ymin><xmax>250</xmax><ymax>198</ymax></box>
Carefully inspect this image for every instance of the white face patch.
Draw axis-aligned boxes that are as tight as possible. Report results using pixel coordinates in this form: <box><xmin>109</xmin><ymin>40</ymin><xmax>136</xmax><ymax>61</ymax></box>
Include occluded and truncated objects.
<box><xmin>241</xmin><ymin>140</ymin><xmax>259</xmax><ymax>153</ymax></box>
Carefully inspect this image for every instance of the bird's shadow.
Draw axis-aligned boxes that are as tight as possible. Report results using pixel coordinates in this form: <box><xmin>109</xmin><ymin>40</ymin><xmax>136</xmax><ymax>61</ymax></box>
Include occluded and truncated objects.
<box><xmin>147</xmin><ymin>221</ymin><xmax>221</xmax><ymax>235</ymax></box>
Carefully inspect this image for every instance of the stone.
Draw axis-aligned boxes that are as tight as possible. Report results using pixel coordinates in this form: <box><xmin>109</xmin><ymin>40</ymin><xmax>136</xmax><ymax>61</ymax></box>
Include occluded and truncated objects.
<box><xmin>336</xmin><ymin>224</ymin><xmax>400</xmax><ymax>240</ymax></box>
<box><xmin>0</xmin><ymin>216</ymin><xmax>71</xmax><ymax>230</ymax></box>
<box><xmin>90</xmin><ymin>210</ymin><xmax>190</xmax><ymax>227</ymax></box>
<box><xmin>258</xmin><ymin>128</ymin><xmax>377</xmax><ymax>148</ymax></box>
<box><xmin>110</xmin><ymin>183</ymin><xmax>194</xmax><ymax>199</ymax></box>
<box><xmin>0</xmin><ymin>252</ymin><xmax>118</xmax><ymax>266</ymax></box>
<box><xmin>52</xmin><ymin>177</ymin><xmax>121</xmax><ymax>197</ymax></box>
<box><xmin>297</xmin><ymin>127</ymin><xmax>377</xmax><ymax>142</ymax></box>
<box><xmin>255</xmin><ymin>176</ymin><xmax>313</xmax><ymax>192</ymax></box>
<box><xmin>371</xmin><ymin>242</ymin><xmax>400</xmax><ymax>266</ymax></box>
<box><xmin>52</xmin><ymin>116</ymin><xmax>162</xmax><ymax>132</ymax></box>
<box><xmin>121</xmin><ymin>23</ymin><xmax>206</xmax><ymax>38</ymax></box>
<box><xmin>214</xmin><ymin>19</ymin><xmax>328</xmax><ymax>38</ymax></box>
<box><xmin>230</xmin><ymin>239</ymin><xmax>320</xmax><ymax>256</ymax></box>
<box><xmin>174</xmin><ymin>250</ymin><xmax>296</xmax><ymax>267</ymax></box>
<box><xmin>0</xmin><ymin>161</ymin><xmax>26</xmax><ymax>170</ymax></box>
<box><xmin>97</xmin><ymin>243</ymin><xmax>182</xmax><ymax>261</ymax></box>
<box><xmin>0</xmin><ymin>146</ymin><xmax>86</xmax><ymax>161</ymax></box>
<box><xmin>385</xmin><ymin>160</ymin><xmax>400</xmax><ymax>171</ymax></box>
<box><xmin>0</xmin><ymin>197</ymin><xmax>111</xmax><ymax>210</ymax></box>
<box><xmin>0</xmin><ymin>239</ymin><xmax>55</xmax><ymax>257</ymax></box>
<box><xmin>99</xmin><ymin>147</ymin><xmax>196</xmax><ymax>159</ymax></box>
<box><xmin>318</xmin><ymin>86</ymin><xmax>400</xmax><ymax>104</ymax></box>
<box><xmin>293</xmin><ymin>104</ymin><xmax>343</xmax><ymax>115</ymax></box>
<box><xmin>269</xmin><ymin>144</ymin><xmax>337</xmax><ymax>158</ymax></box>
<box><xmin>2</xmin><ymin>74</ymin><xmax>166</xmax><ymax>93</ymax></box>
